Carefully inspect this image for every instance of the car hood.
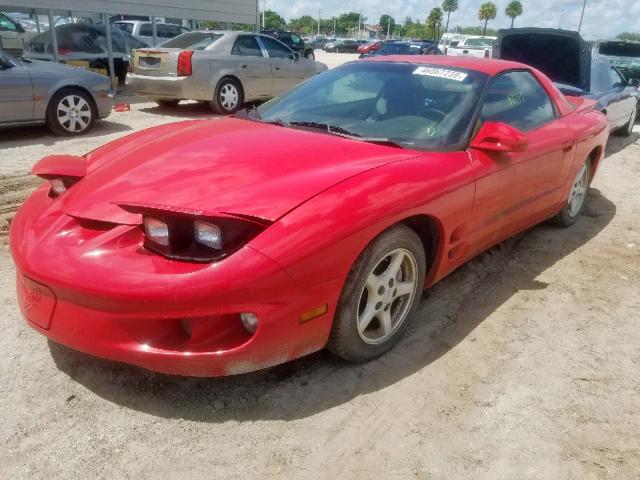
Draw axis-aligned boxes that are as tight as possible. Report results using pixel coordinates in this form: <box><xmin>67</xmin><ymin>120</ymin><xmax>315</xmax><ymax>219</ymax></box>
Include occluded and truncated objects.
<box><xmin>61</xmin><ymin>118</ymin><xmax>419</xmax><ymax>225</ymax></box>
<box><xmin>494</xmin><ymin>28</ymin><xmax>591</xmax><ymax>91</ymax></box>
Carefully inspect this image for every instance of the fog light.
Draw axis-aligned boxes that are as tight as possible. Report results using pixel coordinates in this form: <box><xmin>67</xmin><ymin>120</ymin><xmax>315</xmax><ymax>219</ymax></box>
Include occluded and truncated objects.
<box><xmin>144</xmin><ymin>217</ymin><xmax>169</xmax><ymax>246</ymax></box>
<box><xmin>50</xmin><ymin>178</ymin><xmax>67</xmax><ymax>196</ymax></box>
<box><xmin>240</xmin><ymin>312</ymin><xmax>259</xmax><ymax>333</ymax></box>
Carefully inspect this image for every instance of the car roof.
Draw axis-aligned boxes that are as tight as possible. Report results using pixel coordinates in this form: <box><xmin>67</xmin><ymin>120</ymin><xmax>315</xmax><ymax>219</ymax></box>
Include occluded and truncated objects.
<box><xmin>362</xmin><ymin>55</ymin><xmax>529</xmax><ymax>75</ymax></box>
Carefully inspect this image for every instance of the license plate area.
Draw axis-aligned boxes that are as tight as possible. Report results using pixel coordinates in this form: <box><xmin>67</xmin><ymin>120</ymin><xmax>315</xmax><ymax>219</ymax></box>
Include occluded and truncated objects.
<box><xmin>17</xmin><ymin>275</ymin><xmax>57</xmax><ymax>330</ymax></box>
<box><xmin>139</xmin><ymin>56</ymin><xmax>161</xmax><ymax>68</ymax></box>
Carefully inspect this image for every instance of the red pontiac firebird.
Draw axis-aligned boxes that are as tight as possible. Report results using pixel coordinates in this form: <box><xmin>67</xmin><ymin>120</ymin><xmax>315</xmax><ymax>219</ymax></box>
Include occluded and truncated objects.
<box><xmin>10</xmin><ymin>56</ymin><xmax>609</xmax><ymax>377</ymax></box>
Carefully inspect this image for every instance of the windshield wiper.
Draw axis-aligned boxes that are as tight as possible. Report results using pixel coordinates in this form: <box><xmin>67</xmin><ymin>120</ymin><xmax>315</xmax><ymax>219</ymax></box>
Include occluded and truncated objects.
<box><xmin>289</xmin><ymin>121</ymin><xmax>405</xmax><ymax>148</ymax></box>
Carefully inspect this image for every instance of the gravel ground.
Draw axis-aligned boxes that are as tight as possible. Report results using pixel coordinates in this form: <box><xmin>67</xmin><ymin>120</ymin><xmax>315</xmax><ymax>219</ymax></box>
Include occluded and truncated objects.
<box><xmin>0</xmin><ymin>51</ymin><xmax>639</xmax><ymax>478</ymax></box>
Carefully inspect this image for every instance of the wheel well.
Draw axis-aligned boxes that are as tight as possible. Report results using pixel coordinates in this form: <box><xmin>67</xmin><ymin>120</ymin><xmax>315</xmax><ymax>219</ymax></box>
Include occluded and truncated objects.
<box><xmin>402</xmin><ymin>215</ymin><xmax>441</xmax><ymax>277</ymax></box>
<box><xmin>47</xmin><ymin>85</ymin><xmax>98</xmax><ymax>117</ymax></box>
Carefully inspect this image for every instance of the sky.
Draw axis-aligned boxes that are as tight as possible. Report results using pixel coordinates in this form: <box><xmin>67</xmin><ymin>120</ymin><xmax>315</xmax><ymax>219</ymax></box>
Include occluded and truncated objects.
<box><xmin>264</xmin><ymin>0</ymin><xmax>640</xmax><ymax>40</ymax></box>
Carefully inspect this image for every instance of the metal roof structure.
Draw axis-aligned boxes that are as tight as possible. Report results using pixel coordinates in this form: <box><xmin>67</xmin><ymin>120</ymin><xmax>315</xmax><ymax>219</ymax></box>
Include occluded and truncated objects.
<box><xmin>6</xmin><ymin>0</ymin><xmax>259</xmax><ymax>24</ymax></box>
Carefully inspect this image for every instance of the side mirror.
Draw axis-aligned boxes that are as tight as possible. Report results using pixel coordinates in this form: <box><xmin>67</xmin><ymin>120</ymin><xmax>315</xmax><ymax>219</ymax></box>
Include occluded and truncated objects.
<box><xmin>471</xmin><ymin>122</ymin><xmax>529</xmax><ymax>153</ymax></box>
<box><xmin>627</xmin><ymin>77</ymin><xmax>640</xmax><ymax>87</ymax></box>
<box><xmin>289</xmin><ymin>52</ymin><xmax>300</xmax><ymax>60</ymax></box>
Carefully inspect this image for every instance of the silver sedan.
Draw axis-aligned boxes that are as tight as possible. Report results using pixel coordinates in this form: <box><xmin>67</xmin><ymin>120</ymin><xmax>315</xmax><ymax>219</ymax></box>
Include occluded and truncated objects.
<box><xmin>126</xmin><ymin>31</ymin><xmax>328</xmax><ymax>114</ymax></box>
<box><xmin>0</xmin><ymin>49</ymin><xmax>113</xmax><ymax>135</ymax></box>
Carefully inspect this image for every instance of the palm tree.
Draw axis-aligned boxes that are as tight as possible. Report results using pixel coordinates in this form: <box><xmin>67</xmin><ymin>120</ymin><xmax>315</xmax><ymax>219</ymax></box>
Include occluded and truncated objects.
<box><xmin>478</xmin><ymin>2</ymin><xmax>497</xmax><ymax>35</ymax></box>
<box><xmin>441</xmin><ymin>0</ymin><xmax>458</xmax><ymax>33</ymax></box>
<box><xmin>426</xmin><ymin>8</ymin><xmax>444</xmax><ymax>41</ymax></box>
<box><xmin>505</xmin><ymin>1</ymin><xmax>524</xmax><ymax>28</ymax></box>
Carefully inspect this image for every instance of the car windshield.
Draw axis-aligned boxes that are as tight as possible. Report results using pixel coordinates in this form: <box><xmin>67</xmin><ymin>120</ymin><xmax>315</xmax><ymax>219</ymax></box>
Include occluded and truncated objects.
<box><xmin>256</xmin><ymin>61</ymin><xmax>488</xmax><ymax>149</ymax></box>
<box><xmin>162</xmin><ymin>32</ymin><xmax>223</xmax><ymax>50</ymax></box>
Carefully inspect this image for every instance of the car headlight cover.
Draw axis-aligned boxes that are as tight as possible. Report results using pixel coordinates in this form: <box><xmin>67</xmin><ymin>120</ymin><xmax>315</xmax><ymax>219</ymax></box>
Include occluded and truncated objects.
<box><xmin>194</xmin><ymin>220</ymin><xmax>222</xmax><ymax>250</ymax></box>
<box><xmin>144</xmin><ymin>217</ymin><xmax>170</xmax><ymax>247</ymax></box>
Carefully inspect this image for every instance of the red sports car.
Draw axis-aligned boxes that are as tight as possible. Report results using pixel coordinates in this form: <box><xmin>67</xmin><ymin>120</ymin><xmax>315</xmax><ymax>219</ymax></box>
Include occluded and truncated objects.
<box><xmin>358</xmin><ymin>40</ymin><xmax>384</xmax><ymax>54</ymax></box>
<box><xmin>10</xmin><ymin>56</ymin><xmax>609</xmax><ymax>376</ymax></box>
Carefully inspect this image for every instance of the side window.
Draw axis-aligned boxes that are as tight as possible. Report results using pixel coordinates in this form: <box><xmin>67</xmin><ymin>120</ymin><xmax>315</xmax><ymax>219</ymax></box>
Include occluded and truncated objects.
<box><xmin>290</xmin><ymin>34</ymin><xmax>302</xmax><ymax>46</ymax></box>
<box><xmin>260</xmin><ymin>36</ymin><xmax>292</xmax><ymax>59</ymax></box>
<box><xmin>609</xmin><ymin>67</ymin><xmax>625</xmax><ymax>88</ymax></box>
<box><xmin>0</xmin><ymin>13</ymin><xmax>18</xmax><ymax>32</ymax></box>
<box><xmin>481</xmin><ymin>70</ymin><xmax>556</xmax><ymax>131</ymax></box>
<box><xmin>139</xmin><ymin>23</ymin><xmax>152</xmax><ymax>36</ymax></box>
<box><xmin>231</xmin><ymin>35</ymin><xmax>263</xmax><ymax>57</ymax></box>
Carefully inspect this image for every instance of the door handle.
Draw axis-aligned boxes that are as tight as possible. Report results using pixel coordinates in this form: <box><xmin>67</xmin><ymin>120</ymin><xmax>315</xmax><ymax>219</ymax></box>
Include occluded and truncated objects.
<box><xmin>275</xmin><ymin>67</ymin><xmax>280</xmax><ymax>71</ymax></box>
<box><xmin>241</xmin><ymin>64</ymin><xmax>248</xmax><ymax>68</ymax></box>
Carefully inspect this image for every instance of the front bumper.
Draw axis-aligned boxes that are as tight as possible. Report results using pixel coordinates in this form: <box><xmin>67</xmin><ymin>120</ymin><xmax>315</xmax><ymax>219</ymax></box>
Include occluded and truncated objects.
<box><xmin>10</xmin><ymin>187</ymin><xmax>339</xmax><ymax>376</ymax></box>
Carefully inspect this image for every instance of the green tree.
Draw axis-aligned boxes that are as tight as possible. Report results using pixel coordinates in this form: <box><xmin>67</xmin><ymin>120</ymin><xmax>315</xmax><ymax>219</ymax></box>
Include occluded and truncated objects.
<box><xmin>337</xmin><ymin>12</ymin><xmax>364</xmax><ymax>36</ymax></box>
<box><xmin>617</xmin><ymin>32</ymin><xmax>640</xmax><ymax>42</ymax></box>
<box><xmin>288</xmin><ymin>15</ymin><xmax>316</xmax><ymax>34</ymax></box>
<box><xmin>426</xmin><ymin>8</ymin><xmax>444</xmax><ymax>41</ymax></box>
<box><xmin>478</xmin><ymin>2</ymin><xmax>497</xmax><ymax>35</ymax></box>
<box><xmin>263</xmin><ymin>10</ymin><xmax>286</xmax><ymax>30</ymax></box>
<box><xmin>379</xmin><ymin>14</ymin><xmax>396</xmax><ymax>37</ymax></box>
<box><xmin>505</xmin><ymin>1</ymin><xmax>523</xmax><ymax>28</ymax></box>
<box><xmin>441</xmin><ymin>0</ymin><xmax>458</xmax><ymax>34</ymax></box>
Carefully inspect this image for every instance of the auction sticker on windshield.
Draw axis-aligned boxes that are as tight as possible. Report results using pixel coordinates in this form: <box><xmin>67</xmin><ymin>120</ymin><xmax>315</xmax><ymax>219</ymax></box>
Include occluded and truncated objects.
<box><xmin>413</xmin><ymin>67</ymin><xmax>468</xmax><ymax>82</ymax></box>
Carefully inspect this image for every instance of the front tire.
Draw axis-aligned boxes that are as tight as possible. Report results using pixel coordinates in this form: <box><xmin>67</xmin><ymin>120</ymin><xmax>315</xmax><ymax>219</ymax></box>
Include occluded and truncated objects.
<box><xmin>328</xmin><ymin>225</ymin><xmax>426</xmax><ymax>363</ymax></box>
<box><xmin>209</xmin><ymin>78</ymin><xmax>243</xmax><ymax>115</ymax></box>
<box><xmin>46</xmin><ymin>88</ymin><xmax>96</xmax><ymax>136</ymax></box>
<box><xmin>552</xmin><ymin>158</ymin><xmax>591</xmax><ymax>227</ymax></box>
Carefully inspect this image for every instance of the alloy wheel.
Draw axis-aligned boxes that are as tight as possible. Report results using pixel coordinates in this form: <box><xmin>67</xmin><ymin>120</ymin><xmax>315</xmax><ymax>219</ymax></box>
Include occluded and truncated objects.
<box><xmin>568</xmin><ymin>163</ymin><xmax>589</xmax><ymax>217</ymax></box>
<box><xmin>57</xmin><ymin>95</ymin><xmax>92</xmax><ymax>133</ymax></box>
<box><xmin>357</xmin><ymin>248</ymin><xmax>418</xmax><ymax>345</ymax></box>
<box><xmin>219</xmin><ymin>83</ymin><xmax>239</xmax><ymax>111</ymax></box>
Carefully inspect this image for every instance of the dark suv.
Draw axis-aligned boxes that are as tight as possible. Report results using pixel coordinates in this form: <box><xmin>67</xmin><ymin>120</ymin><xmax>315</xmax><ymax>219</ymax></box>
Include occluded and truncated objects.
<box><xmin>260</xmin><ymin>29</ymin><xmax>315</xmax><ymax>59</ymax></box>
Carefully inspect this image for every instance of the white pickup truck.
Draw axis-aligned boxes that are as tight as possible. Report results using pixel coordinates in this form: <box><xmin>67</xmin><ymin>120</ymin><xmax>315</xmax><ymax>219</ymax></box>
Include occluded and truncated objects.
<box><xmin>445</xmin><ymin>36</ymin><xmax>496</xmax><ymax>58</ymax></box>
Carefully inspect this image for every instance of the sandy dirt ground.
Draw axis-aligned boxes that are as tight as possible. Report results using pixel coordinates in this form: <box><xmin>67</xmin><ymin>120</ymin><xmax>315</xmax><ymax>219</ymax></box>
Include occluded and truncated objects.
<box><xmin>0</xmin><ymin>51</ymin><xmax>639</xmax><ymax>479</ymax></box>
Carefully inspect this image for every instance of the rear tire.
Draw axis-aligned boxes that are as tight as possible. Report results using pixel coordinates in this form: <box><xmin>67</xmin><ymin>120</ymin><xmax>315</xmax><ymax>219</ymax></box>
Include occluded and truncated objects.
<box><xmin>618</xmin><ymin>105</ymin><xmax>637</xmax><ymax>137</ymax></box>
<box><xmin>209</xmin><ymin>78</ymin><xmax>244</xmax><ymax>115</ymax></box>
<box><xmin>305</xmin><ymin>50</ymin><xmax>315</xmax><ymax>60</ymax></box>
<box><xmin>46</xmin><ymin>88</ymin><xmax>96</xmax><ymax>136</ymax></box>
<box><xmin>552</xmin><ymin>158</ymin><xmax>591</xmax><ymax>227</ymax></box>
<box><xmin>328</xmin><ymin>225</ymin><xmax>426</xmax><ymax>363</ymax></box>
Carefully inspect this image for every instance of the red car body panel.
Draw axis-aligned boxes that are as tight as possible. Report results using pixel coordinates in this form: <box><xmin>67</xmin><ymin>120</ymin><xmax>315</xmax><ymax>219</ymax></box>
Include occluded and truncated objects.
<box><xmin>357</xmin><ymin>41</ymin><xmax>383</xmax><ymax>54</ymax></box>
<box><xmin>10</xmin><ymin>57</ymin><xmax>610</xmax><ymax>376</ymax></box>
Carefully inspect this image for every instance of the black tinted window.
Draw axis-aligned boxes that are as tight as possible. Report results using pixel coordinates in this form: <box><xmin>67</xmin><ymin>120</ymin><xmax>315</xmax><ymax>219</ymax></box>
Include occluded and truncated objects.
<box><xmin>260</xmin><ymin>36</ymin><xmax>291</xmax><ymax>59</ymax></box>
<box><xmin>139</xmin><ymin>23</ymin><xmax>152</xmax><ymax>36</ymax></box>
<box><xmin>481</xmin><ymin>71</ymin><xmax>555</xmax><ymax>131</ymax></box>
<box><xmin>232</xmin><ymin>35</ymin><xmax>263</xmax><ymax>57</ymax></box>
<box><xmin>162</xmin><ymin>32</ymin><xmax>223</xmax><ymax>50</ymax></box>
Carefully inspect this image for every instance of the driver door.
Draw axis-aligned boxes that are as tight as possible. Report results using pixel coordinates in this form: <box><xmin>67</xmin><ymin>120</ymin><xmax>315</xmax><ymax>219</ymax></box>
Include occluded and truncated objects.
<box><xmin>258</xmin><ymin>35</ymin><xmax>302</xmax><ymax>94</ymax></box>
<box><xmin>467</xmin><ymin>70</ymin><xmax>575</xmax><ymax>251</ymax></box>
<box><xmin>0</xmin><ymin>53</ymin><xmax>33</xmax><ymax>123</ymax></box>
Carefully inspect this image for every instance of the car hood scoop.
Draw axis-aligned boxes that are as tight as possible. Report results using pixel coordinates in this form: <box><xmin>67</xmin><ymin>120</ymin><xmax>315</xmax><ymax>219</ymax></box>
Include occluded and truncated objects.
<box><xmin>61</xmin><ymin>118</ymin><xmax>417</xmax><ymax>225</ymax></box>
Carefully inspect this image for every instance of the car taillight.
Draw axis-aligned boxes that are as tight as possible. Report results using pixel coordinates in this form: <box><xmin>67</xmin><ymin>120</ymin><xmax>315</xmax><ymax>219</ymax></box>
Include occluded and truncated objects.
<box><xmin>177</xmin><ymin>50</ymin><xmax>193</xmax><ymax>77</ymax></box>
